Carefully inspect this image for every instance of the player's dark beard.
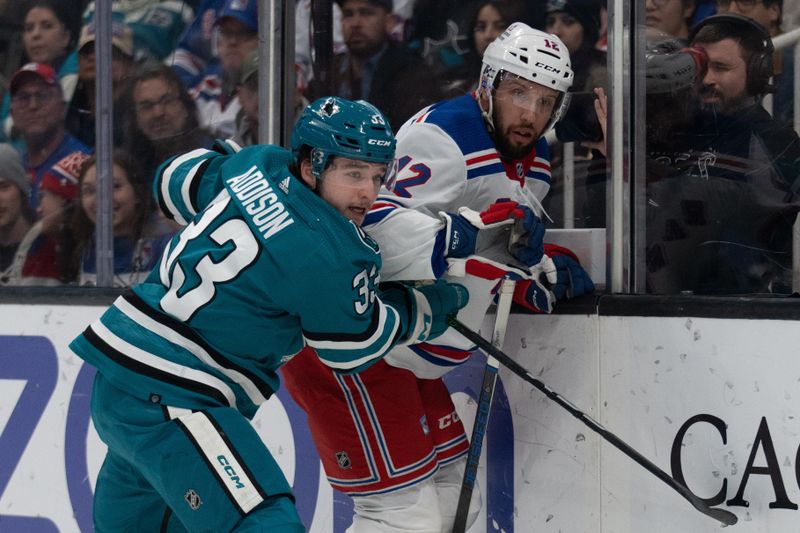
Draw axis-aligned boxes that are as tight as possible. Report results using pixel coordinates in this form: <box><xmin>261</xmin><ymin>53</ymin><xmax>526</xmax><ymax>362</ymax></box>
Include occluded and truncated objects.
<box><xmin>492</xmin><ymin>105</ymin><xmax>538</xmax><ymax>160</ymax></box>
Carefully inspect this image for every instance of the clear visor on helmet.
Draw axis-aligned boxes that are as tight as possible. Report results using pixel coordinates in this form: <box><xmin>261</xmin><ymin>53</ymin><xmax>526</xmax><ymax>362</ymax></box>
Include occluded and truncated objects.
<box><xmin>322</xmin><ymin>156</ymin><xmax>398</xmax><ymax>195</ymax></box>
<box><xmin>492</xmin><ymin>72</ymin><xmax>560</xmax><ymax>115</ymax></box>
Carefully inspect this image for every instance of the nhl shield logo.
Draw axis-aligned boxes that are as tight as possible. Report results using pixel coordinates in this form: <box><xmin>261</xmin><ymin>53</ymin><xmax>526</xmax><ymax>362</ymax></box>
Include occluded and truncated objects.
<box><xmin>336</xmin><ymin>451</ymin><xmax>352</xmax><ymax>469</ymax></box>
<box><xmin>420</xmin><ymin>415</ymin><xmax>430</xmax><ymax>435</ymax></box>
<box><xmin>516</xmin><ymin>162</ymin><xmax>525</xmax><ymax>179</ymax></box>
<box><xmin>185</xmin><ymin>489</ymin><xmax>202</xmax><ymax>510</ymax></box>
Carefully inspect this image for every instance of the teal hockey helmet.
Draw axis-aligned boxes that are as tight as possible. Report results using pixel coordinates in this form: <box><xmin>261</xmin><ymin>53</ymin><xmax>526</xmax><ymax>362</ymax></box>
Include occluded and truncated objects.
<box><xmin>291</xmin><ymin>96</ymin><xmax>397</xmax><ymax>181</ymax></box>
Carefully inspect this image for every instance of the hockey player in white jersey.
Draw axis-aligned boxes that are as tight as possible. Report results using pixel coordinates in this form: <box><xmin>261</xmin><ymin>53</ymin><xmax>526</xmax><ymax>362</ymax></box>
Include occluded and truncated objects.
<box><xmin>282</xmin><ymin>23</ymin><xmax>595</xmax><ymax>533</ymax></box>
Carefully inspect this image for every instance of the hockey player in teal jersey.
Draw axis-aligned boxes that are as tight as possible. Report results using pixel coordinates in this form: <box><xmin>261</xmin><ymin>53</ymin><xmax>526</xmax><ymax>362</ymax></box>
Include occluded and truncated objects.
<box><xmin>69</xmin><ymin>96</ymin><xmax>468</xmax><ymax>532</ymax></box>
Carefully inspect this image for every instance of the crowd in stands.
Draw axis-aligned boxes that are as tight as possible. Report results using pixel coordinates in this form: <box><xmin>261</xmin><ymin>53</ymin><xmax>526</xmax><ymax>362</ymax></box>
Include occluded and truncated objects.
<box><xmin>0</xmin><ymin>0</ymin><xmax>797</xmax><ymax>294</ymax></box>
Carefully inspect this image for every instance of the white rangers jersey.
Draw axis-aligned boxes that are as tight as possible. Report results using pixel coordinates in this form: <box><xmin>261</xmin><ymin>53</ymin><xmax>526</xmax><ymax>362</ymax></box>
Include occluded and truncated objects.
<box><xmin>363</xmin><ymin>93</ymin><xmax>553</xmax><ymax>377</ymax></box>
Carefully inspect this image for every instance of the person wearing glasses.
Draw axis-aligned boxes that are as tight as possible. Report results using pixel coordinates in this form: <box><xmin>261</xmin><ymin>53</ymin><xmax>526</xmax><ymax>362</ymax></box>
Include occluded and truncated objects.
<box><xmin>646</xmin><ymin>0</ymin><xmax>697</xmax><ymax>40</ymax></box>
<box><xmin>125</xmin><ymin>62</ymin><xmax>214</xmax><ymax>182</ymax></box>
<box><xmin>715</xmin><ymin>0</ymin><xmax>794</xmax><ymax>126</ymax></box>
<box><xmin>8</xmin><ymin>63</ymin><xmax>91</xmax><ymax>211</ymax></box>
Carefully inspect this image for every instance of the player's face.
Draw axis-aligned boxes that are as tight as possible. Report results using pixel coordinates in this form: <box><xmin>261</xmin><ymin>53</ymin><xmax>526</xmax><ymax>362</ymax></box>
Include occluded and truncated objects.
<box><xmin>23</xmin><ymin>6</ymin><xmax>71</xmax><ymax>65</ymax></box>
<box><xmin>0</xmin><ymin>179</ymin><xmax>25</xmax><ymax>230</ymax></box>
<box><xmin>696</xmin><ymin>39</ymin><xmax>749</xmax><ymax>112</ymax></box>
<box><xmin>308</xmin><ymin>157</ymin><xmax>385</xmax><ymax>225</ymax></box>
<box><xmin>80</xmin><ymin>163</ymin><xmax>138</xmax><ymax>236</ymax></box>
<box><xmin>473</xmin><ymin>4</ymin><xmax>507</xmax><ymax>57</ymax></box>
<box><xmin>490</xmin><ymin>76</ymin><xmax>559</xmax><ymax>159</ymax></box>
<box><xmin>545</xmin><ymin>11</ymin><xmax>584</xmax><ymax>54</ymax></box>
<box><xmin>134</xmin><ymin>78</ymin><xmax>190</xmax><ymax>141</ymax></box>
<box><xmin>341</xmin><ymin>0</ymin><xmax>392</xmax><ymax>59</ymax></box>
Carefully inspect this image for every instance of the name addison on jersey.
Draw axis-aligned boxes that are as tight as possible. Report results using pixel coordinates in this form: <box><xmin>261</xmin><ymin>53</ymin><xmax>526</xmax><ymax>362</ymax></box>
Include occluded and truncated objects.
<box><xmin>227</xmin><ymin>165</ymin><xmax>295</xmax><ymax>239</ymax></box>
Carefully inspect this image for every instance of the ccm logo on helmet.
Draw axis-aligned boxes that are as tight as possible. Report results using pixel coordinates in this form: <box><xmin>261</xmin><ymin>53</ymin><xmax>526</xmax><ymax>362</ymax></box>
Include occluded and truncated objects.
<box><xmin>367</xmin><ymin>139</ymin><xmax>392</xmax><ymax>146</ymax></box>
<box><xmin>535</xmin><ymin>62</ymin><xmax>562</xmax><ymax>74</ymax></box>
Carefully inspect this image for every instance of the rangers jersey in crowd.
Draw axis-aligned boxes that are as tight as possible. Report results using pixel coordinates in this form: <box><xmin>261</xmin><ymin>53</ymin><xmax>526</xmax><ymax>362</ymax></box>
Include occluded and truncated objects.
<box><xmin>70</xmin><ymin>144</ymin><xmax>407</xmax><ymax>418</ymax></box>
<box><xmin>364</xmin><ymin>93</ymin><xmax>553</xmax><ymax>377</ymax></box>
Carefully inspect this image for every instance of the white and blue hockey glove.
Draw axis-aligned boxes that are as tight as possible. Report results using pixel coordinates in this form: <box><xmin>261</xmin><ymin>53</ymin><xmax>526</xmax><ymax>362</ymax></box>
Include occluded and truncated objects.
<box><xmin>441</xmin><ymin>201</ymin><xmax>540</xmax><ymax>262</ymax></box>
<box><xmin>507</xmin><ymin>205</ymin><xmax>547</xmax><ymax>267</ymax></box>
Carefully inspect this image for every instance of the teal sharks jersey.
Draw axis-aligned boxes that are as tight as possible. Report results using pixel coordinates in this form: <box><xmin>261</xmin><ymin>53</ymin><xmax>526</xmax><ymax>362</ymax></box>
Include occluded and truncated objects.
<box><xmin>70</xmin><ymin>144</ymin><xmax>408</xmax><ymax>418</ymax></box>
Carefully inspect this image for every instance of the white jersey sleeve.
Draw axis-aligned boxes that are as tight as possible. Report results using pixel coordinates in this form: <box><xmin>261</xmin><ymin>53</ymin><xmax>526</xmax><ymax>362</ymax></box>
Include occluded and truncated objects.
<box><xmin>363</xmin><ymin>116</ymin><xmax>470</xmax><ymax>281</ymax></box>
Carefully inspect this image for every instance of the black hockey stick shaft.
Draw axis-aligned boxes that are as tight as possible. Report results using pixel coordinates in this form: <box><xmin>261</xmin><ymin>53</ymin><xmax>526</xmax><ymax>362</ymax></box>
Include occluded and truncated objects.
<box><xmin>447</xmin><ymin>316</ymin><xmax>738</xmax><ymax>527</ymax></box>
<box><xmin>452</xmin><ymin>279</ymin><xmax>516</xmax><ymax>533</ymax></box>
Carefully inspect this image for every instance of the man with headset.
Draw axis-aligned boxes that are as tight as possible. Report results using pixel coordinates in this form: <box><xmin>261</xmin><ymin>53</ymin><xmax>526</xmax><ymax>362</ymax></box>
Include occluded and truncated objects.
<box><xmin>688</xmin><ymin>14</ymin><xmax>799</xmax><ymax>194</ymax></box>
<box><xmin>645</xmin><ymin>14</ymin><xmax>800</xmax><ymax>295</ymax></box>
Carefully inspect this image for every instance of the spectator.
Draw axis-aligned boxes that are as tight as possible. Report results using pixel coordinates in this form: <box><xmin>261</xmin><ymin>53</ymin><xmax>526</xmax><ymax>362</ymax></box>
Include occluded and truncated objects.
<box><xmin>66</xmin><ymin>15</ymin><xmax>135</xmax><ymax>147</ymax></box>
<box><xmin>125</xmin><ymin>62</ymin><xmax>213</xmax><ymax>181</ymax></box>
<box><xmin>189</xmin><ymin>0</ymin><xmax>258</xmax><ymax>138</ymax></box>
<box><xmin>646</xmin><ymin>0</ymin><xmax>697</xmax><ymax>40</ymax></box>
<box><xmin>17</xmin><ymin>157</ymin><xmax>81</xmax><ymax>286</ymax></box>
<box><xmin>8</xmin><ymin>63</ymin><xmax>92</xmax><ymax>210</ymax></box>
<box><xmin>308</xmin><ymin>0</ymin><xmax>443</xmax><ymax>132</ymax></box>
<box><xmin>716</xmin><ymin>0</ymin><xmax>794</xmax><ymax>126</ymax></box>
<box><xmin>1</xmin><ymin>0</ymin><xmax>79</xmax><ymax>141</ymax></box>
<box><xmin>66</xmin><ymin>152</ymin><xmax>173</xmax><ymax>287</ymax></box>
<box><xmin>545</xmin><ymin>0</ymin><xmax>606</xmax><ymax>92</ymax></box>
<box><xmin>441</xmin><ymin>0</ymin><xmax>528</xmax><ymax>96</ymax></box>
<box><xmin>168</xmin><ymin>0</ymin><xmax>224</xmax><ymax>87</ymax></box>
<box><xmin>646</xmin><ymin>14</ymin><xmax>800</xmax><ymax>294</ymax></box>
<box><xmin>232</xmin><ymin>49</ymin><xmax>259</xmax><ymax>146</ymax></box>
<box><xmin>0</xmin><ymin>144</ymin><xmax>35</xmax><ymax>284</ymax></box>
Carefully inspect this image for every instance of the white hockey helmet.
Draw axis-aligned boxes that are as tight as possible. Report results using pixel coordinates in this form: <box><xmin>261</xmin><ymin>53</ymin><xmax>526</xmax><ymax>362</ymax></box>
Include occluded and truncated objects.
<box><xmin>479</xmin><ymin>22</ymin><xmax>574</xmax><ymax>133</ymax></box>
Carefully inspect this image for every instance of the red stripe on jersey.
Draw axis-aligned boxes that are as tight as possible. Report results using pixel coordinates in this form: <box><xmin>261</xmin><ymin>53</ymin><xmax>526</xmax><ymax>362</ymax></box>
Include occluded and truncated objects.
<box><xmin>368</xmin><ymin>201</ymin><xmax>397</xmax><ymax>212</ymax></box>
<box><xmin>464</xmin><ymin>259</ymin><xmax>513</xmax><ymax>280</ymax></box>
<box><xmin>466</xmin><ymin>152</ymin><xmax>499</xmax><ymax>166</ymax></box>
<box><xmin>415</xmin><ymin>110</ymin><xmax>432</xmax><ymax>123</ymax></box>
<box><xmin>416</xmin><ymin>342</ymin><xmax>472</xmax><ymax>363</ymax></box>
<box><xmin>531</xmin><ymin>159</ymin><xmax>551</xmax><ymax>172</ymax></box>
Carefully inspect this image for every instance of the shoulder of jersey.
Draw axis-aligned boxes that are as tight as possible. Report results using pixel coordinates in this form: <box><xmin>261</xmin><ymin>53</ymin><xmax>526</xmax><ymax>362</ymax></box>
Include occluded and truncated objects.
<box><xmin>398</xmin><ymin>95</ymin><xmax>488</xmax><ymax>156</ymax></box>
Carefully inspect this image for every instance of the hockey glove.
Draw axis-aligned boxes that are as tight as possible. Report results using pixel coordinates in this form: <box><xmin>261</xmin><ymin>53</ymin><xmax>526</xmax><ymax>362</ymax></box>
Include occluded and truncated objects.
<box><xmin>507</xmin><ymin>206</ymin><xmax>547</xmax><ymax>267</ymax></box>
<box><xmin>513</xmin><ymin>276</ymin><xmax>556</xmax><ymax>314</ymax></box>
<box><xmin>382</xmin><ymin>280</ymin><xmax>469</xmax><ymax>345</ymax></box>
<box><xmin>441</xmin><ymin>201</ymin><xmax>537</xmax><ymax>260</ymax></box>
<box><xmin>551</xmin><ymin>255</ymin><xmax>595</xmax><ymax>300</ymax></box>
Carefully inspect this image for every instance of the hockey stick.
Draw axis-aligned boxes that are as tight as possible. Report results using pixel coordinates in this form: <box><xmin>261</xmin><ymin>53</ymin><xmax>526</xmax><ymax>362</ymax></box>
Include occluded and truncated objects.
<box><xmin>447</xmin><ymin>316</ymin><xmax>739</xmax><ymax>527</ymax></box>
<box><xmin>452</xmin><ymin>278</ymin><xmax>516</xmax><ymax>533</ymax></box>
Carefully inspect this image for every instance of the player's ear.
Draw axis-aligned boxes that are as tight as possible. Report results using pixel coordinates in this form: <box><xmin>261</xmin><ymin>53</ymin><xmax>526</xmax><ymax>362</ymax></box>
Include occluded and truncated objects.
<box><xmin>299</xmin><ymin>159</ymin><xmax>317</xmax><ymax>190</ymax></box>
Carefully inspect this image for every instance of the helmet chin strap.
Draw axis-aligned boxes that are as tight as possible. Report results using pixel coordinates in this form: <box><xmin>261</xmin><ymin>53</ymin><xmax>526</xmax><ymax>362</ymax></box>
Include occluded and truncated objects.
<box><xmin>478</xmin><ymin>84</ymin><xmax>496</xmax><ymax>134</ymax></box>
